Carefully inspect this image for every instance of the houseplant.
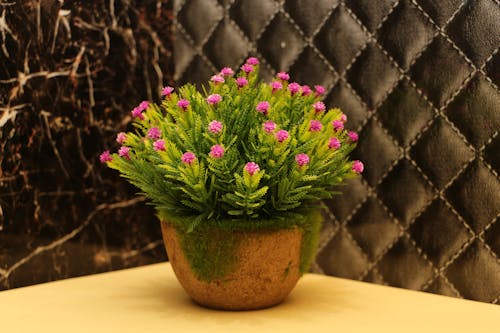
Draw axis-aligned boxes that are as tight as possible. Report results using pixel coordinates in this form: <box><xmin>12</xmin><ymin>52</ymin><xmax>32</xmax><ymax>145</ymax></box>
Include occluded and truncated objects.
<box><xmin>100</xmin><ymin>57</ymin><xmax>363</xmax><ymax>310</ymax></box>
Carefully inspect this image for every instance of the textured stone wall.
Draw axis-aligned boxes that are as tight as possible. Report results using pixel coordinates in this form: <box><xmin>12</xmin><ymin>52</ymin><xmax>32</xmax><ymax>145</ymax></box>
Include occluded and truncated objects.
<box><xmin>0</xmin><ymin>0</ymin><xmax>173</xmax><ymax>289</ymax></box>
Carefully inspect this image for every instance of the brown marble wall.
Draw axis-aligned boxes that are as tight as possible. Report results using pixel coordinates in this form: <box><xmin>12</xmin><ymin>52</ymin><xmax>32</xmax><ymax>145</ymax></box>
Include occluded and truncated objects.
<box><xmin>0</xmin><ymin>0</ymin><xmax>173</xmax><ymax>290</ymax></box>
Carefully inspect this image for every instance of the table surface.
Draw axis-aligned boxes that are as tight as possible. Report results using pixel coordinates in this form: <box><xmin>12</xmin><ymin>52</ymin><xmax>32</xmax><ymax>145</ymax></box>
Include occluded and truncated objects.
<box><xmin>0</xmin><ymin>263</ymin><xmax>498</xmax><ymax>333</ymax></box>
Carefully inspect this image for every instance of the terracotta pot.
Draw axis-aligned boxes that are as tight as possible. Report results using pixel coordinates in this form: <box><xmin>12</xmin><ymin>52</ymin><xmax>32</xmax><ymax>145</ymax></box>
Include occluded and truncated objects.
<box><xmin>160</xmin><ymin>222</ymin><xmax>303</xmax><ymax>310</ymax></box>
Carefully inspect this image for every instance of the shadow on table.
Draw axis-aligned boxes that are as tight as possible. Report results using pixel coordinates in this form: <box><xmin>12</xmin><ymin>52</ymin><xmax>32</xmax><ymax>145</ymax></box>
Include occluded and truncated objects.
<box><xmin>123</xmin><ymin>272</ymin><xmax>358</xmax><ymax>326</ymax></box>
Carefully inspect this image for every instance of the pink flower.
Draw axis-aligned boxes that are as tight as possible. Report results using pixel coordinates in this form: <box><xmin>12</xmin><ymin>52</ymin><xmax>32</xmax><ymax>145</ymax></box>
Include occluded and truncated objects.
<box><xmin>314</xmin><ymin>85</ymin><xmax>326</xmax><ymax>96</ymax></box>
<box><xmin>181</xmin><ymin>151</ymin><xmax>196</xmax><ymax>165</ymax></box>
<box><xmin>288</xmin><ymin>82</ymin><xmax>301</xmax><ymax>95</ymax></box>
<box><xmin>131</xmin><ymin>106</ymin><xmax>145</xmax><ymax>120</ymax></box>
<box><xmin>328</xmin><ymin>137</ymin><xmax>341</xmax><ymax>150</ymax></box>
<box><xmin>118</xmin><ymin>146</ymin><xmax>130</xmax><ymax>160</ymax></box>
<box><xmin>154</xmin><ymin>139</ymin><xmax>166</xmax><ymax>151</ymax></box>
<box><xmin>209</xmin><ymin>144</ymin><xmax>225</xmax><ymax>158</ymax></box>
<box><xmin>177</xmin><ymin>99</ymin><xmax>190</xmax><ymax>110</ymax></box>
<box><xmin>116</xmin><ymin>132</ymin><xmax>127</xmax><ymax>144</ymax></box>
<box><xmin>220</xmin><ymin>67</ymin><xmax>234</xmax><ymax>76</ymax></box>
<box><xmin>207</xmin><ymin>94</ymin><xmax>222</xmax><ymax>105</ymax></box>
<box><xmin>244</xmin><ymin>162</ymin><xmax>260</xmax><ymax>176</ymax></box>
<box><xmin>139</xmin><ymin>101</ymin><xmax>149</xmax><ymax>111</ymax></box>
<box><xmin>270</xmin><ymin>80</ymin><xmax>282</xmax><ymax>92</ymax></box>
<box><xmin>147</xmin><ymin>127</ymin><xmax>161</xmax><ymax>139</ymax></box>
<box><xmin>275</xmin><ymin>129</ymin><xmax>289</xmax><ymax>143</ymax></box>
<box><xmin>333</xmin><ymin>120</ymin><xmax>344</xmax><ymax>131</ymax></box>
<box><xmin>301</xmin><ymin>85</ymin><xmax>312</xmax><ymax>96</ymax></box>
<box><xmin>263</xmin><ymin>121</ymin><xmax>276</xmax><ymax>133</ymax></box>
<box><xmin>348</xmin><ymin>131</ymin><xmax>359</xmax><ymax>142</ymax></box>
<box><xmin>241</xmin><ymin>63</ymin><xmax>253</xmax><ymax>73</ymax></box>
<box><xmin>208</xmin><ymin>120</ymin><xmax>223</xmax><ymax>134</ymax></box>
<box><xmin>277</xmin><ymin>72</ymin><xmax>290</xmax><ymax>81</ymax></box>
<box><xmin>295</xmin><ymin>153</ymin><xmax>310</xmax><ymax>167</ymax></box>
<box><xmin>99</xmin><ymin>150</ymin><xmax>113</xmax><ymax>163</ymax></box>
<box><xmin>256</xmin><ymin>101</ymin><xmax>270</xmax><ymax>114</ymax></box>
<box><xmin>236</xmin><ymin>77</ymin><xmax>248</xmax><ymax>88</ymax></box>
<box><xmin>313</xmin><ymin>101</ymin><xmax>325</xmax><ymax>113</ymax></box>
<box><xmin>210</xmin><ymin>75</ymin><xmax>225</xmax><ymax>84</ymax></box>
<box><xmin>340</xmin><ymin>113</ymin><xmax>347</xmax><ymax>123</ymax></box>
<box><xmin>246</xmin><ymin>57</ymin><xmax>259</xmax><ymax>65</ymax></box>
<box><xmin>352</xmin><ymin>160</ymin><xmax>364</xmax><ymax>173</ymax></box>
<box><xmin>309</xmin><ymin>120</ymin><xmax>323</xmax><ymax>132</ymax></box>
<box><xmin>162</xmin><ymin>86</ymin><xmax>174</xmax><ymax>97</ymax></box>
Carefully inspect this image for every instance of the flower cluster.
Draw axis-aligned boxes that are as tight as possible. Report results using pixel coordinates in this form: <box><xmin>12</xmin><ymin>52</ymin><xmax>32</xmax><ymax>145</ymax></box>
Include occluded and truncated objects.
<box><xmin>131</xmin><ymin>101</ymin><xmax>149</xmax><ymax>120</ymax></box>
<box><xmin>101</xmin><ymin>57</ymin><xmax>363</xmax><ymax>224</ymax></box>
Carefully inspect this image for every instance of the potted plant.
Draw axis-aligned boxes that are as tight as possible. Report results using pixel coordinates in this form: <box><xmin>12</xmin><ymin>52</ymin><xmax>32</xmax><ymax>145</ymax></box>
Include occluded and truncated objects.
<box><xmin>100</xmin><ymin>57</ymin><xmax>363</xmax><ymax>310</ymax></box>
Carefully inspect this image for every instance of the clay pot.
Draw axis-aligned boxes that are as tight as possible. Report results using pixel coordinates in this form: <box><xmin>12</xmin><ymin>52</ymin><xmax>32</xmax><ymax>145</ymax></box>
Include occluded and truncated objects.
<box><xmin>160</xmin><ymin>222</ymin><xmax>303</xmax><ymax>310</ymax></box>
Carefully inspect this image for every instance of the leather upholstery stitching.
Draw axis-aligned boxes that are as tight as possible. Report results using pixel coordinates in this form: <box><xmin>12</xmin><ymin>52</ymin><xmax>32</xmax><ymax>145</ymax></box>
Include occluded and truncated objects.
<box><xmin>336</xmin><ymin>2</ymin><xmax>467</xmax><ymax>293</ymax></box>
<box><xmin>349</xmin><ymin>3</ymin><xmax>499</xmax><ymax>295</ymax></box>
<box><xmin>225</xmin><ymin>0</ymin><xmax>279</xmax><ymax>77</ymax></box>
<box><xmin>175</xmin><ymin>0</ymin><xmax>500</xmax><ymax>302</ymax></box>
<box><xmin>479</xmin><ymin>46</ymin><xmax>500</xmax><ymax>91</ymax></box>
<box><xmin>316</xmin><ymin>201</ymin><xmax>341</xmax><ymax>253</ymax></box>
<box><xmin>173</xmin><ymin>19</ymin><xmax>221</xmax><ymax>78</ymax></box>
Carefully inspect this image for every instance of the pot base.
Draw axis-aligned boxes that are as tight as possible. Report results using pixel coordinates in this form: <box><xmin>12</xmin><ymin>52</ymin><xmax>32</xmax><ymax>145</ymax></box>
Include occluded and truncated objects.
<box><xmin>161</xmin><ymin>222</ymin><xmax>303</xmax><ymax>311</ymax></box>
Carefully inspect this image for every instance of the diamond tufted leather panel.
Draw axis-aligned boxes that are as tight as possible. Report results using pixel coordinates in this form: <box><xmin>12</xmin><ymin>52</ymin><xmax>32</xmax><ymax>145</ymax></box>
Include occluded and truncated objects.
<box><xmin>174</xmin><ymin>0</ymin><xmax>500</xmax><ymax>303</ymax></box>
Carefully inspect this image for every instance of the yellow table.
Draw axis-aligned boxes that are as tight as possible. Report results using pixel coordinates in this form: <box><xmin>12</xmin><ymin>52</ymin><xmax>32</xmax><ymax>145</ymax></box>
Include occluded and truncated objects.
<box><xmin>0</xmin><ymin>263</ymin><xmax>498</xmax><ymax>332</ymax></box>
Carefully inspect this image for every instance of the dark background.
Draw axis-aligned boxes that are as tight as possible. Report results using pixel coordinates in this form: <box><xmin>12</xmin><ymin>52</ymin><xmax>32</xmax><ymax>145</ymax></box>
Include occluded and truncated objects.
<box><xmin>0</xmin><ymin>0</ymin><xmax>173</xmax><ymax>289</ymax></box>
<box><xmin>174</xmin><ymin>0</ymin><xmax>500</xmax><ymax>303</ymax></box>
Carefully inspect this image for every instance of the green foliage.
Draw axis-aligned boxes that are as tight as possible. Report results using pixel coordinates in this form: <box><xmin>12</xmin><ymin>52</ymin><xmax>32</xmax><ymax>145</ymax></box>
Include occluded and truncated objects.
<box><xmin>106</xmin><ymin>63</ymin><xmax>360</xmax><ymax>232</ymax></box>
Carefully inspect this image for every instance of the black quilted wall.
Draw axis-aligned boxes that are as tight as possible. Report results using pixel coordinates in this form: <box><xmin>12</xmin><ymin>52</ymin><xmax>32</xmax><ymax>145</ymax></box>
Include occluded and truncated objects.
<box><xmin>174</xmin><ymin>0</ymin><xmax>500</xmax><ymax>303</ymax></box>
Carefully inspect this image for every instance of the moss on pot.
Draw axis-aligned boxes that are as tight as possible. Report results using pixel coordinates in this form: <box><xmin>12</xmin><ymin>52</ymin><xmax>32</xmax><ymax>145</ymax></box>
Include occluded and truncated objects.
<box><xmin>162</xmin><ymin>208</ymin><xmax>323</xmax><ymax>282</ymax></box>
